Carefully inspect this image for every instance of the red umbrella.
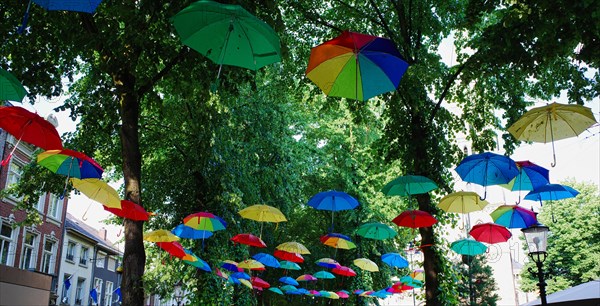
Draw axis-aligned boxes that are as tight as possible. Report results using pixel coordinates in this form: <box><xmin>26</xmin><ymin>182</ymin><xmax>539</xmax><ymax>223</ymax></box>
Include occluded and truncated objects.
<box><xmin>273</xmin><ymin>250</ymin><xmax>304</xmax><ymax>263</ymax></box>
<box><xmin>104</xmin><ymin>200</ymin><xmax>150</xmax><ymax>221</ymax></box>
<box><xmin>231</xmin><ymin>233</ymin><xmax>267</xmax><ymax>248</ymax></box>
<box><xmin>251</xmin><ymin>276</ymin><xmax>271</xmax><ymax>289</ymax></box>
<box><xmin>332</xmin><ymin>266</ymin><xmax>356</xmax><ymax>277</ymax></box>
<box><xmin>390</xmin><ymin>282</ymin><xmax>414</xmax><ymax>292</ymax></box>
<box><xmin>0</xmin><ymin>106</ymin><xmax>63</xmax><ymax>166</ymax></box>
<box><xmin>392</xmin><ymin>210</ymin><xmax>438</xmax><ymax>228</ymax></box>
<box><xmin>469</xmin><ymin>222</ymin><xmax>512</xmax><ymax>244</ymax></box>
<box><xmin>156</xmin><ymin>241</ymin><xmax>187</xmax><ymax>259</ymax></box>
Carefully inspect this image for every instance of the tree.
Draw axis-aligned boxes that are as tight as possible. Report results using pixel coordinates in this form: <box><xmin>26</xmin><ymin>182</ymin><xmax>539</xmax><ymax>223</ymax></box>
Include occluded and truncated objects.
<box><xmin>456</xmin><ymin>255</ymin><xmax>499</xmax><ymax>306</ymax></box>
<box><xmin>520</xmin><ymin>180</ymin><xmax>600</xmax><ymax>294</ymax></box>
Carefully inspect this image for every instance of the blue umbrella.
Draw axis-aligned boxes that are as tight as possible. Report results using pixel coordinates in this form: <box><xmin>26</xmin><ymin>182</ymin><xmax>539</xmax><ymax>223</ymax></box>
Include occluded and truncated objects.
<box><xmin>506</xmin><ymin>161</ymin><xmax>550</xmax><ymax>191</ymax></box>
<box><xmin>279</xmin><ymin>276</ymin><xmax>299</xmax><ymax>286</ymax></box>
<box><xmin>252</xmin><ymin>253</ymin><xmax>280</xmax><ymax>268</ymax></box>
<box><xmin>525</xmin><ymin>183</ymin><xmax>579</xmax><ymax>221</ymax></box>
<box><xmin>183</xmin><ymin>250</ymin><xmax>211</xmax><ymax>272</ymax></box>
<box><xmin>231</xmin><ymin>272</ymin><xmax>251</xmax><ymax>280</ymax></box>
<box><xmin>381</xmin><ymin>253</ymin><xmax>409</xmax><ymax>268</ymax></box>
<box><xmin>297</xmin><ymin>288</ymin><xmax>310</xmax><ymax>295</ymax></box>
<box><xmin>268</xmin><ymin>287</ymin><xmax>283</xmax><ymax>295</ymax></box>
<box><xmin>307</xmin><ymin>190</ymin><xmax>359</xmax><ymax>231</ymax></box>
<box><xmin>171</xmin><ymin>224</ymin><xmax>214</xmax><ymax>240</ymax></box>
<box><xmin>33</xmin><ymin>0</ymin><xmax>103</xmax><ymax>13</ymax></box>
<box><xmin>455</xmin><ymin>152</ymin><xmax>519</xmax><ymax>199</ymax></box>
<box><xmin>228</xmin><ymin>276</ymin><xmax>241</xmax><ymax>284</ymax></box>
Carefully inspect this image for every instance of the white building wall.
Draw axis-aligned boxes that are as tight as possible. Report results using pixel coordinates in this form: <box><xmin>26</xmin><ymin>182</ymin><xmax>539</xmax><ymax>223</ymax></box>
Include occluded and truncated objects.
<box><xmin>56</xmin><ymin>232</ymin><xmax>95</xmax><ymax>306</ymax></box>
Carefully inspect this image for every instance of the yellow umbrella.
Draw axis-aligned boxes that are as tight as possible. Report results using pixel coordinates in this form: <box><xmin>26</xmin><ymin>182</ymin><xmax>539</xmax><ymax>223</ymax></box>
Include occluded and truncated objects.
<box><xmin>353</xmin><ymin>258</ymin><xmax>379</xmax><ymax>272</ymax></box>
<box><xmin>239</xmin><ymin>278</ymin><xmax>253</xmax><ymax>289</ymax></box>
<box><xmin>143</xmin><ymin>230</ymin><xmax>180</xmax><ymax>242</ymax></box>
<box><xmin>276</xmin><ymin>242</ymin><xmax>311</xmax><ymax>254</ymax></box>
<box><xmin>327</xmin><ymin>291</ymin><xmax>340</xmax><ymax>299</ymax></box>
<box><xmin>237</xmin><ymin>259</ymin><xmax>265</xmax><ymax>271</ymax></box>
<box><xmin>239</xmin><ymin>204</ymin><xmax>287</xmax><ymax>222</ymax></box>
<box><xmin>437</xmin><ymin>191</ymin><xmax>489</xmax><ymax>214</ymax></box>
<box><xmin>508</xmin><ymin>102</ymin><xmax>597</xmax><ymax>166</ymax></box>
<box><xmin>70</xmin><ymin>178</ymin><xmax>121</xmax><ymax>208</ymax></box>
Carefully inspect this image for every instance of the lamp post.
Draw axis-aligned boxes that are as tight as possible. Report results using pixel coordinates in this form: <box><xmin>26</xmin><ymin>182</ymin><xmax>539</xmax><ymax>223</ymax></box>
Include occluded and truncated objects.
<box><xmin>522</xmin><ymin>224</ymin><xmax>550</xmax><ymax>306</ymax></box>
<box><xmin>173</xmin><ymin>280</ymin><xmax>183</xmax><ymax>306</ymax></box>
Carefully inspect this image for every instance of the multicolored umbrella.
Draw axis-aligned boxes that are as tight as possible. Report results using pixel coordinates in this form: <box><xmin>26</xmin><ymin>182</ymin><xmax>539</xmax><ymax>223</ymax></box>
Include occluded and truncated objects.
<box><xmin>381</xmin><ymin>253</ymin><xmax>409</xmax><ymax>269</ymax></box>
<box><xmin>307</xmin><ymin>190</ymin><xmax>359</xmax><ymax>231</ymax></box>
<box><xmin>70</xmin><ymin>178</ymin><xmax>121</xmax><ymax>209</ymax></box>
<box><xmin>183</xmin><ymin>251</ymin><xmax>211</xmax><ymax>272</ymax></box>
<box><xmin>37</xmin><ymin>149</ymin><xmax>103</xmax><ymax>179</ymax></box>
<box><xmin>279</xmin><ymin>261</ymin><xmax>301</xmax><ymax>270</ymax></box>
<box><xmin>504</xmin><ymin>161</ymin><xmax>550</xmax><ymax>192</ymax></box>
<box><xmin>508</xmin><ymin>102</ymin><xmax>598</xmax><ymax>166</ymax></box>
<box><xmin>392</xmin><ymin>210</ymin><xmax>438</xmax><ymax>229</ymax></box>
<box><xmin>0</xmin><ymin>68</ymin><xmax>27</xmax><ymax>102</ymax></box>
<box><xmin>410</xmin><ymin>269</ymin><xmax>425</xmax><ymax>282</ymax></box>
<box><xmin>279</xmin><ymin>276</ymin><xmax>299</xmax><ymax>286</ymax></box>
<box><xmin>276</xmin><ymin>242</ymin><xmax>310</xmax><ymax>254</ymax></box>
<box><xmin>231</xmin><ymin>233</ymin><xmax>267</xmax><ymax>248</ymax></box>
<box><xmin>104</xmin><ymin>200</ymin><xmax>150</xmax><ymax>221</ymax></box>
<box><xmin>305</xmin><ymin>30</ymin><xmax>409</xmax><ymax>101</ymax></box>
<box><xmin>455</xmin><ymin>152</ymin><xmax>519</xmax><ymax>199</ymax></box>
<box><xmin>320</xmin><ymin>233</ymin><xmax>356</xmax><ymax>250</ymax></box>
<box><xmin>353</xmin><ymin>258</ymin><xmax>379</xmax><ymax>272</ymax></box>
<box><xmin>332</xmin><ymin>266</ymin><xmax>356</xmax><ymax>277</ymax></box>
<box><xmin>155</xmin><ymin>241</ymin><xmax>187</xmax><ymax>259</ymax></box>
<box><xmin>400</xmin><ymin>275</ymin><xmax>423</xmax><ymax>288</ymax></box>
<box><xmin>171</xmin><ymin>224</ymin><xmax>214</xmax><ymax>240</ymax></box>
<box><xmin>221</xmin><ymin>260</ymin><xmax>243</xmax><ymax>272</ymax></box>
<box><xmin>469</xmin><ymin>223</ymin><xmax>512</xmax><ymax>244</ymax></box>
<box><xmin>296</xmin><ymin>274</ymin><xmax>317</xmax><ymax>282</ymax></box>
<box><xmin>273</xmin><ymin>250</ymin><xmax>304</xmax><ymax>263</ymax></box>
<box><xmin>437</xmin><ymin>191</ymin><xmax>489</xmax><ymax>214</ymax></box>
<box><xmin>382</xmin><ymin>175</ymin><xmax>438</xmax><ymax>196</ymax></box>
<box><xmin>450</xmin><ymin>239</ymin><xmax>487</xmax><ymax>256</ymax></box>
<box><xmin>315</xmin><ymin>258</ymin><xmax>340</xmax><ymax>269</ymax></box>
<box><xmin>143</xmin><ymin>230</ymin><xmax>180</xmax><ymax>243</ymax></box>
<box><xmin>183</xmin><ymin>212</ymin><xmax>227</xmax><ymax>231</ymax></box>
<box><xmin>490</xmin><ymin>205</ymin><xmax>538</xmax><ymax>228</ymax></box>
<box><xmin>238</xmin><ymin>259</ymin><xmax>266</xmax><ymax>271</ymax></box>
<box><xmin>313</xmin><ymin>271</ymin><xmax>335</xmax><ymax>279</ymax></box>
<box><xmin>252</xmin><ymin>253</ymin><xmax>280</xmax><ymax>268</ymax></box>
<box><xmin>356</xmin><ymin>222</ymin><xmax>397</xmax><ymax>240</ymax></box>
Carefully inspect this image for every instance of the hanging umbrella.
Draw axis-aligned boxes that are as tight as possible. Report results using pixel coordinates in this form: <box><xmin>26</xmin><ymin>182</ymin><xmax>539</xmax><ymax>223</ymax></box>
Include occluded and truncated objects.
<box><xmin>279</xmin><ymin>276</ymin><xmax>299</xmax><ymax>286</ymax></box>
<box><xmin>104</xmin><ymin>200</ymin><xmax>150</xmax><ymax>221</ymax></box>
<box><xmin>183</xmin><ymin>212</ymin><xmax>227</xmax><ymax>231</ymax></box>
<box><xmin>31</xmin><ymin>0</ymin><xmax>103</xmax><ymax>13</ymax></box>
<box><xmin>356</xmin><ymin>222</ymin><xmax>397</xmax><ymax>240</ymax></box>
<box><xmin>315</xmin><ymin>258</ymin><xmax>340</xmax><ymax>269</ymax></box>
<box><xmin>183</xmin><ymin>251</ymin><xmax>211</xmax><ymax>272</ymax></box>
<box><xmin>450</xmin><ymin>239</ymin><xmax>487</xmax><ymax>256</ymax></box>
<box><xmin>353</xmin><ymin>258</ymin><xmax>379</xmax><ymax>272</ymax></box>
<box><xmin>221</xmin><ymin>260</ymin><xmax>243</xmax><ymax>272</ymax></box>
<box><xmin>38</xmin><ymin>149</ymin><xmax>103</xmax><ymax>179</ymax></box>
<box><xmin>320</xmin><ymin>233</ymin><xmax>356</xmax><ymax>250</ymax></box>
<box><xmin>391</xmin><ymin>282</ymin><xmax>415</xmax><ymax>292</ymax></box>
<box><xmin>490</xmin><ymin>205</ymin><xmax>538</xmax><ymax>229</ymax></box>
<box><xmin>239</xmin><ymin>279</ymin><xmax>253</xmax><ymax>289</ymax></box>
<box><xmin>268</xmin><ymin>287</ymin><xmax>283</xmax><ymax>295</ymax></box>
<box><xmin>318</xmin><ymin>290</ymin><xmax>332</xmax><ymax>298</ymax></box>
<box><xmin>336</xmin><ymin>291</ymin><xmax>350</xmax><ymax>299</ymax></box>
<box><xmin>455</xmin><ymin>152</ymin><xmax>519</xmax><ymax>199</ymax></box>
<box><xmin>251</xmin><ymin>276</ymin><xmax>270</xmax><ymax>289</ymax></box>
<box><xmin>382</xmin><ymin>175</ymin><xmax>438</xmax><ymax>196</ymax></box>
<box><xmin>307</xmin><ymin>190</ymin><xmax>359</xmax><ymax>231</ymax></box>
<box><xmin>0</xmin><ymin>106</ymin><xmax>63</xmax><ymax>166</ymax></box>
<box><xmin>215</xmin><ymin>267</ymin><xmax>228</xmax><ymax>279</ymax></box>
<box><xmin>332</xmin><ymin>266</ymin><xmax>356</xmax><ymax>277</ymax></box>
<box><xmin>155</xmin><ymin>241</ymin><xmax>187</xmax><ymax>259</ymax></box>
<box><xmin>525</xmin><ymin>183</ymin><xmax>579</xmax><ymax>221</ymax></box>
<box><xmin>228</xmin><ymin>275</ymin><xmax>241</xmax><ymax>285</ymax></box>
<box><xmin>276</xmin><ymin>242</ymin><xmax>310</xmax><ymax>254</ymax></box>
<box><xmin>171</xmin><ymin>224</ymin><xmax>214</xmax><ymax>240</ymax></box>
<box><xmin>437</xmin><ymin>191</ymin><xmax>489</xmax><ymax>213</ymax></box>
<box><xmin>469</xmin><ymin>223</ymin><xmax>512</xmax><ymax>244</ymax></box>
<box><xmin>238</xmin><ymin>204</ymin><xmax>287</xmax><ymax>237</ymax></box>
<box><xmin>273</xmin><ymin>250</ymin><xmax>304</xmax><ymax>263</ymax></box>
<box><xmin>281</xmin><ymin>285</ymin><xmax>298</xmax><ymax>292</ymax></box>
<box><xmin>70</xmin><ymin>178</ymin><xmax>121</xmax><ymax>209</ymax></box>
<box><xmin>392</xmin><ymin>210</ymin><xmax>438</xmax><ymax>229</ymax></box>
<box><xmin>305</xmin><ymin>30</ymin><xmax>409</xmax><ymax>101</ymax></box>
<box><xmin>171</xmin><ymin>0</ymin><xmax>281</xmax><ymax>84</ymax></box>
<box><xmin>400</xmin><ymin>276</ymin><xmax>423</xmax><ymax>288</ymax></box>
<box><xmin>381</xmin><ymin>253</ymin><xmax>409</xmax><ymax>269</ymax></box>
<box><xmin>325</xmin><ymin>291</ymin><xmax>340</xmax><ymax>299</ymax></box>
<box><xmin>231</xmin><ymin>233</ymin><xmax>267</xmax><ymax>248</ymax></box>
<box><xmin>508</xmin><ymin>102</ymin><xmax>598</xmax><ymax>166</ymax></box>
<box><xmin>296</xmin><ymin>274</ymin><xmax>317</xmax><ymax>282</ymax></box>
<box><xmin>143</xmin><ymin>230</ymin><xmax>180</xmax><ymax>243</ymax></box>
<box><xmin>504</xmin><ymin>161</ymin><xmax>550</xmax><ymax>192</ymax></box>
<box><xmin>353</xmin><ymin>290</ymin><xmax>365</xmax><ymax>295</ymax></box>
<box><xmin>252</xmin><ymin>253</ymin><xmax>280</xmax><ymax>268</ymax></box>
<box><xmin>313</xmin><ymin>271</ymin><xmax>335</xmax><ymax>279</ymax></box>
<box><xmin>0</xmin><ymin>68</ymin><xmax>27</xmax><ymax>102</ymax></box>
<box><xmin>278</xmin><ymin>261</ymin><xmax>301</xmax><ymax>270</ymax></box>
<box><xmin>238</xmin><ymin>259</ymin><xmax>265</xmax><ymax>271</ymax></box>
<box><xmin>231</xmin><ymin>271</ymin><xmax>251</xmax><ymax>280</ymax></box>
<box><xmin>309</xmin><ymin>290</ymin><xmax>321</xmax><ymax>296</ymax></box>
<box><xmin>410</xmin><ymin>269</ymin><xmax>425</xmax><ymax>282</ymax></box>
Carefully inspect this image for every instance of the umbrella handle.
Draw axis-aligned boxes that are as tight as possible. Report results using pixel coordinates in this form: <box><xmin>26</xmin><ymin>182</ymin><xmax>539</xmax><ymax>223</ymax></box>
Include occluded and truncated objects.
<box><xmin>17</xmin><ymin>0</ymin><xmax>32</xmax><ymax>35</ymax></box>
<box><xmin>549</xmin><ymin>111</ymin><xmax>557</xmax><ymax>167</ymax></box>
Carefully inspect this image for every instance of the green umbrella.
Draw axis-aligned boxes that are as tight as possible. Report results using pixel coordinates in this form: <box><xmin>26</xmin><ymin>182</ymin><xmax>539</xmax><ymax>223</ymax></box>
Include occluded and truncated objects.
<box><xmin>400</xmin><ymin>275</ymin><xmax>423</xmax><ymax>288</ymax></box>
<box><xmin>279</xmin><ymin>260</ymin><xmax>301</xmax><ymax>270</ymax></box>
<box><xmin>313</xmin><ymin>271</ymin><xmax>335</xmax><ymax>279</ymax></box>
<box><xmin>171</xmin><ymin>0</ymin><xmax>281</xmax><ymax>81</ymax></box>
<box><xmin>382</xmin><ymin>175</ymin><xmax>438</xmax><ymax>196</ymax></box>
<box><xmin>450</xmin><ymin>238</ymin><xmax>487</xmax><ymax>256</ymax></box>
<box><xmin>356</xmin><ymin>222</ymin><xmax>397</xmax><ymax>240</ymax></box>
<box><xmin>0</xmin><ymin>68</ymin><xmax>27</xmax><ymax>102</ymax></box>
<box><xmin>268</xmin><ymin>287</ymin><xmax>283</xmax><ymax>295</ymax></box>
<box><xmin>281</xmin><ymin>285</ymin><xmax>297</xmax><ymax>292</ymax></box>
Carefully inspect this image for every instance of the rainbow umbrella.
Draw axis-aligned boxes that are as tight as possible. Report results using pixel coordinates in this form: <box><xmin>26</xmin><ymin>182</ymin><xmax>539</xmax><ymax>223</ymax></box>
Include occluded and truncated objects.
<box><xmin>221</xmin><ymin>260</ymin><xmax>242</xmax><ymax>272</ymax></box>
<box><xmin>183</xmin><ymin>212</ymin><xmax>227</xmax><ymax>231</ymax></box>
<box><xmin>306</xmin><ymin>30</ymin><xmax>409</xmax><ymax>101</ymax></box>
<box><xmin>171</xmin><ymin>225</ymin><xmax>214</xmax><ymax>240</ymax></box>
<box><xmin>504</xmin><ymin>161</ymin><xmax>550</xmax><ymax>191</ymax></box>
<box><xmin>490</xmin><ymin>205</ymin><xmax>538</xmax><ymax>228</ymax></box>
<box><xmin>296</xmin><ymin>274</ymin><xmax>317</xmax><ymax>282</ymax></box>
<box><xmin>320</xmin><ymin>233</ymin><xmax>356</xmax><ymax>250</ymax></box>
<box><xmin>38</xmin><ymin>149</ymin><xmax>103</xmax><ymax>179</ymax></box>
<box><xmin>183</xmin><ymin>251</ymin><xmax>211</xmax><ymax>272</ymax></box>
<box><xmin>315</xmin><ymin>258</ymin><xmax>340</xmax><ymax>269</ymax></box>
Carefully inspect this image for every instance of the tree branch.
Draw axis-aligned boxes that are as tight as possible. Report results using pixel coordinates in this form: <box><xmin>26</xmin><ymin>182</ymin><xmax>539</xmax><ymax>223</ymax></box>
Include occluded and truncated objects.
<box><xmin>290</xmin><ymin>2</ymin><xmax>344</xmax><ymax>32</ymax></box>
<box><xmin>368</xmin><ymin>0</ymin><xmax>397</xmax><ymax>42</ymax></box>
<box><xmin>391</xmin><ymin>0</ymin><xmax>413</xmax><ymax>62</ymax></box>
<box><xmin>137</xmin><ymin>47</ymin><xmax>189</xmax><ymax>97</ymax></box>
<box><xmin>428</xmin><ymin>61</ymin><xmax>468</xmax><ymax>123</ymax></box>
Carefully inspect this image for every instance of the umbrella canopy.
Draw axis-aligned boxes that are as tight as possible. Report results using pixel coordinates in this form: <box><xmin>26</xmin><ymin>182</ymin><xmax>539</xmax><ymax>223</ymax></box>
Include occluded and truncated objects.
<box><xmin>215</xmin><ymin>267</ymin><xmax>228</xmax><ymax>279</ymax></box>
<box><xmin>411</xmin><ymin>269</ymin><xmax>425</xmax><ymax>282</ymax></box>
<box><xmin>524</xmin><ymin>184</ymin><xmax>579</xmax><ymax>202</ymax></box>
<box><xmin>504</xmin><ymin>161</ymin><xmax>550</xmax><ymax>191</ymax></box>
<box><xmin>400</xmin><ymin>275</ymin><xmax>423</xmax><ymax>288</ymax></box>
<box><xmin>0</xmin><ymin>106</ymin><xmax>63</xmax><ymax>152</ymax></box>
<box><xmin>183</xmin><ymin>251</ymin><xmax>211</xmax><ymax>272</ymax></box>
<box><xmin>143</xmin><ymin>230</ymin><xmax>180</xmax><ymax>243</ymax></box>
<box><xmin>316</xmin><ymin>258</ymin><xmax>340</xmax><ymax>269</ymax></box>
<box><xmin>239</xmin><ymin>279</ymin><xmax>253</xmax><ymax>289</ymax></box>
<box><xmin>0</xmin><ymin>68</ymin><xmax>27</xmax><ymax>102</ymax></box>
<box><xmin>305</xmin><ymin>30</ymin><xmax>409</xmax><ymax>101</ymax></box>
<box><xmin>381</xmin><ymin>253</ymin><xmax>409</xmax><ymax>268</ymax></box>
<box><xmin>231</xmin><ymin>271</ymin><xmax>251</xmax><ymax>280</ymax></box>
<box><xmin>171</xmin><ymin>224</ymin><xmax>214</xmax><ymax>240</ymax></box>
<box><xmin>183</xmin><ymin>212</ymin><xmax>226</xmax><ymax>231</ymax></box>
<box><xmin>221</xmin><ymin>260</ymin><xmax>242</xmax><ymax>272</ymax></box>
<box><xmin>239</xmin><ymin>204</ymin><xmax>287</xmax><ymax>223</ymax></box>
<box><xmin>332</xmin><ymin>266</ymin><xmax>356</xmax><ymax>277</ymax></box>
<box><xmin>455</xmin><ymin>152</ymin><xmax>519</xmax><ymax>192</ymax></box>
<box><xmin>251</xmin><ymin>276</ymin><xmax>270</xmax><ymax>289</ymax></box>
<box><xmin>281</xmin><ymin>285</ymin><xmax>298</xmax><ymax>292</ymax></box>
<box><xmin>391</xmin><ymin>282</ymin><xmax>415</xmax><ymax>292</ymax></box>
<box><xmin>313</xmin><ymin>271</ymin><xmax>335</xmax><ymax>279</ymax></box>
<box><xmin>438</xmin><ymin>191</ymin><xmax>489</xmax><ymax>213</ymax></box>
<box><xmin>273</xmin><ymin>250</ymin><xmax>304</xmax><ymax>263</ymax></box>
<box><xmin>231</xmin><ymin>233</ymin><xmax>267</xmax><ymax>248</ymax></box>
<box><xmin>382</xmin><ymin>175</ymin><xmax>438</xmax><ymax>196</ymax></box>
<box><xmin>325</xmin><ymin>291</ymin><xmax>340</xmax><ymax>299</ymax></box>
<box><xmin>32</xmin><ymin>0</ymin><xmax>103</xmax><ymax>13</ymax></box>
<box><xmin>353</xmin><ymin>258</ymin><xmax>379</xmax><ymax>272</ymax></box>
<box><xmin>276</xmin><ymin>242</ymin><xmax>310</xmax><ymax>254</ymax></box>
<box><xmin>469</xmin><ymin>223</ymin><xmax>512</xmax><ymax>244</ymax></box>
<box><xmin>238</xmin><ymin>259</ymin><xmax>265</xmax><ymax>271</ymax></box>
<box><xmin>490</xmin><ymin>205</ymin><xmax>538</xmax><ymax>228</ymax></box>
<box><xmin>279</xmin><ymin>261</ymin><xmax>301</xmax><ymax>270</ymax></box>
<box><xmin>104</xmin><ymin>200</ymin><xmax>150</xmax><ymax>221</ymax></box>
<box><xmin>307</xmin><ymin>190</ymin><xmax>359</xmax><ymax>211</ymax></box>
<box><xmin>320</xmin><ymin>233</ymin><xmax>356</xmax><ymax>249</ymax></box>
<box><xmin>268</xmin><ymin>287</ymin><xmax>283</xmax><ymax>295</ymax></box>
<box><xmin>155</xmin><ymin>241</ymin><xmax>186</xmax><ymax>258</ymax></box>
<box><xmin>336</xmin><ymin>291</ymin><xmax>350</xmax><ymax>299</ymax></box>
<box><xmin>309</xmin><ymin>290</ymin><xmax>321</xmax><ymax>296</ymax></box>
<box><xmin>70</xmin><ymin>178</ymin><xmax>121</xmax><ymax>209</ymax></box>
<box><xmin>279</xmin><ymin>276</ymin><xmax>299</xmax><ymax>286</ymax></box>
<box><xmin>252</xmin><ymin>253</ymin><xmax>280</xmax><ymax>268</ymax></box>
<box><xmin>228</xmin><ymin>275</ymin><xmax>241</xmax><ymax>284</ymax></box>
<box><xmin>450</xmin><ymin>239</ymin><xmax>487</xmax><ymax>256</ymax></box>
<box><xmin>508</xmin><ymin>102</ymin><xmax>598</xmax><ymax>166</ymax></box>
<box><xmin>356</xmin><ymin>222</ymin><xmax>397</xmax><ymax>240</ymax></box>
<box><xmin>392</xmin><ymin>210</ymin><xmax>438</xmax><ymax>228</ymax></box>
<box><xmin>296</xmin><ymin>274</ymin><xmax>317</xmax><ymax>282</ymax></box>
<box><xmin>38</xmin><ymin>149</ymin><xmax>103</xmax><ymax>179</ymax></box>
<box><xmin>172</xmin><ymin>0</ymin><xmax>281</xmax><ymax>73</ymax></box>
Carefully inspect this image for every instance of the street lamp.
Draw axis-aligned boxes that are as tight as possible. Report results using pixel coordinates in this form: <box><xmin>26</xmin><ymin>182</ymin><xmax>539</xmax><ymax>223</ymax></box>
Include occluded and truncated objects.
<box><xmin>173</xmin><ymin>280</ymin><xmax>183</xmax><ymax>306</ymax></box>
<box><xmin>522</xmin><ymin>224</ymin><xmax>550</xmax><ymax>306</ymax></box>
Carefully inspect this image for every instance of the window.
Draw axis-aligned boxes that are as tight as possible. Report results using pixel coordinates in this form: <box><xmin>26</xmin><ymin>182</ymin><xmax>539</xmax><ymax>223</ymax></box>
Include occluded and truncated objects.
<box><xmin>96</xmin><ymin>252</ymin><xmax>106</xmax><ymax>268</ymax></box>
<box><xmin>0</xmin><ymin>221</ymin><xmax>18</xmax><ymax>266</ymax></box>
<box><xmin>41</xmin><ymin>237</ymin><xmax>57</xmax><ymax>274</ymax></box>
<box><xmin>47</xmin><ymin>194</ymin><xmax>63</xmax><ymax>220</ymax></box>
<box><xmin>61</xmin><ymin>274</ymin><xmax>72</xmax><ymax>304</ymax></box>
<box><xmin>20</xmin><ymin>231</ymin><xmax>38</xmax><ymax>270</ymax></box>
<box><xmin>94</xmin><ymin>278</ymin><xmax>103</xmax><ymax>305</ymax></box>
<box><xmin>107</xmin><ymin>256</ymin><xmax>116</xmax><ymax>272</ymax></box>
<box><xmin>104</xmin><ymin>281</ymin><xmax>113</xmax><ymax>306</ymax></box>
<box><xmin>6</xmin><ymin>160</ymin><xmax>23</xmax><ymax>187</ymax></box>
<box><xmin>80</xmin><ymin>247</ymin><xmax>89</xmax><ymax>266</ymax></box>
<box><xmin>75</xmin><ymin>277</ymin><xmax>85</xmax><ymax>305</ymax></box>
<box><xmin>37</xmin><ymin>194</ymin><xmax>46</xmax><ymax>213</ymax></box>
<box><xmin>66</xmin><ymin>241</ymin><xmax>76</xmax><ymax>262</ymax></box>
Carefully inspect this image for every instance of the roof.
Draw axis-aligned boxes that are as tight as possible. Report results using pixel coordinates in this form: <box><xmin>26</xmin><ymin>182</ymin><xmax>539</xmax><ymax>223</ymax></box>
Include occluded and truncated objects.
<box><xmin>65</xmin><ymin>213</ymin><xmax>121</xmax><ymax>255</ymax></box>
<box><xmin>522</xmin><ymin>279</ymin><xmax>600</xmax><ymax>306</ymax></box>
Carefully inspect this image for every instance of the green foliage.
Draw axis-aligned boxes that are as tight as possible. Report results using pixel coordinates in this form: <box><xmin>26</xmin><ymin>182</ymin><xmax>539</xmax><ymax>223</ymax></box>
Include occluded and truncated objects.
<box><xmin>455</xmin><ymin>255</ymin><xmax>499</xmax><ymax>306</ymax></box>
